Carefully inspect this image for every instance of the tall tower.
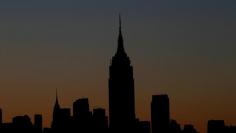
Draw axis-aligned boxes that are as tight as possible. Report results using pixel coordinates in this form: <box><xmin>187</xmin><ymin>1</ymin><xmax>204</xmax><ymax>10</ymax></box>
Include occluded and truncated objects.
<box><xmin>34</xmin><ymin>114</ymin><xmax>43</xmax><ymax>133</ymax></box>
<box><xmin>51</xmin><ymin>89</ymin><xmax>61</xmax><ymax>129</ymax></box>
<box><xmin>151</xmin><ymin>95</ymin><xmax>170</xmax><ymax>133</ymax></box>
<box><xmin>51</xmin><ymin>90</ymin><xmax>72</xmax><ymax>132</ymax></box>
<box><xmin>109</xmin><ymin>16</ymin><xmax>136</xmax><ymax>132</ymax></box>
<box><xmin>73</xmin><ymin>98</ymin><xmax>92</xmax><ymax>132</ymax></box>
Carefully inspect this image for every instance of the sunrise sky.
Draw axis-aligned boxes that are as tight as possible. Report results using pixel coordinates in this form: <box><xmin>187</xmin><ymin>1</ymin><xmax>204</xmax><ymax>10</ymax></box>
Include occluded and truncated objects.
<box><xmin>0</xmin><ymin>1</ymin><xmax>235</xmax><ymax>133</ymax></box>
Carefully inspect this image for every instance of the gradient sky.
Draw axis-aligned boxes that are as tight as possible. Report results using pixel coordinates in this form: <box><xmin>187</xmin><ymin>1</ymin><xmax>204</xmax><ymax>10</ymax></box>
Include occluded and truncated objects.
<box><xmin>0</xmin><ymin>1</ymin><xmax>235</xmax><ymax>133</ymax></box>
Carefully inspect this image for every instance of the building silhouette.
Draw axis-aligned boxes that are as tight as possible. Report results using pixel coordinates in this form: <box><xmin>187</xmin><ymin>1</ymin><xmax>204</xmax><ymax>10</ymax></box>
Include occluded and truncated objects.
<box><xmin>51</xmin><ymin>91</ymin><xmax>72</xmax><ymax>133</ymax></box>
<box><xmin>208</xmin><ymin>120</ymin><xmax>236</xmax><ymax>133</ymax></box>
<box><xmin>169</xmin><ymin>120</ymin><xmax>182</xmax><ymax>133</ymax></box>
<box><xmin>208</xmin><ymin>120</ymin><xmax>225</xmax><ymax>133</ymax></box>
<box><xmin>108</xmin><ymin>15</ymin><xmax>136</xmax><ymax>133</ymax></box>
<box><xmin>73</xmin><ymin>98</ymin><xmax>92</xmax><ymax>133</ymax></box>
<box><xmin>51</xmin><ymin>90</ymin><xmax>61</xmax><ymax>130</ymax></box>
<box><xmin>12</xmin><ymin>115</ymin><xmax>34</xmax><ymax>133</ymax></box>
<box><xmin>92</xmin><ymin>108</ymin><xmax>108</xmax><ymax>133</ymax></box>
<box><xmin>182</xmin><ymin>125</ymin><xmax>198</xmax><ymax>133</ymax></box>
<box><xmin>135</xmin><ymin>119</ymin><xmax>150</xmax><ymax>133</ymax></box>
<box><xmin>34</xmin><ymin>114</ymin><xmax>43</xmax><ymax>133</ymax></box>
<box><xmin>151</xmin><ymin>95</ymin><xmax>170</xmax><ymax>133</ymax></box>
<box><xmin>0</xmin><ymin>16</ymin><xmax>234</xmax><ymax>133</ymax></box>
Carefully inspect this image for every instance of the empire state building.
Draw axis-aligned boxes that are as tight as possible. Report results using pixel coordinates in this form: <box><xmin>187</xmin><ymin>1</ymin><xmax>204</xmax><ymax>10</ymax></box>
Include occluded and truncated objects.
<box><xmin>109</xmin><ymin>16</ymin><xmax>136</xmax><ymax>132</ymax></box>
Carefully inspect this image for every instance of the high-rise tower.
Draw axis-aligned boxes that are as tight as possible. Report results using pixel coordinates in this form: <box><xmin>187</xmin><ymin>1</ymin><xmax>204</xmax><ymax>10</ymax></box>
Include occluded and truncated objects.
<box><xmin>108</xmin><ymin>16</ymin><xmax>136</xmax><ymax>132</ymax></box>
<box><xmin>151</xmin><ymin>95</ymin><xmax>170</xmax><ymax>133</ymax></box>
<box><xmin>51</xmin><ymin>89</ymin><xmax>61</xmax><ymax>129</ymax></box>
<box><xmin>51</xmin><ymin>90</ymin><xmax>72</xmax><ymax>132</ymax></box>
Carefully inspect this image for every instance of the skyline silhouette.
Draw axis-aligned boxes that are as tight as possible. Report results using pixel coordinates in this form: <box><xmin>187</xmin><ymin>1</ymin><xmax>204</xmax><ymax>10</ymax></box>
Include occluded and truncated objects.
<box><xmin>0</xmin><ymin>1</ymin><xmax>236</xmax><ymax>132</ymax></box>
<box><xmin>0</xmin><ymin>16</ymin><xmax>235</xmax><ymax>133</ymax></box>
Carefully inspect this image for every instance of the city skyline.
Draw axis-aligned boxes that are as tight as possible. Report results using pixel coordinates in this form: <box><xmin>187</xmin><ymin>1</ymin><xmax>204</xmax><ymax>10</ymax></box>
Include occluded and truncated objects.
<box><xmin>0</xmin><ymin>1</ymin><xmax>236</xmax><ymax>133</ymax></box>
<box><xmin>0</xmin><ymin>16</ymin><xmax>235</xmax><ymax>133</ymax></box>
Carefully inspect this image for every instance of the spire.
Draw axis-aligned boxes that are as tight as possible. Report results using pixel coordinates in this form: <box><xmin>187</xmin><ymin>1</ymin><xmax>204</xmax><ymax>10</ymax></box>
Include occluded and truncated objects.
<box><xmin>119</xmin><ymin>14</ymin><xmax>122</xmax><ymax>35</ymax></box>
<box><xmin>54</xmin><ymin>88</ymin><xmax>60</xmax><ymax>110</ymax></box>
<box><xmin>52</xmin><ymin>88</ymin><xmax>61</xmax><ymax>128</ymax></box>
<box><xmin>56</xmin><ymin>88</ymin><xmax>58</xmax><ymax>103</ymax></box>
<box><xmin>117</xmin><ymin>14</ymin><xmax>125</xmax><ymax>54</ymax></box>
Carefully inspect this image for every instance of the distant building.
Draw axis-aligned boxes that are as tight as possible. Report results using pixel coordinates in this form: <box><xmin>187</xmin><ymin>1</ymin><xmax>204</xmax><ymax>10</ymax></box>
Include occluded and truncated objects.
<box><xmin>208</xmin><ymin>120</ymin><xmax>236</xmax><ymax>133</ymax></box>
<box><xmin>151</xmin><ymin>95</ymin><xmax>170</xmax><ymax>133</ymax></box>
<box><xmin>169</xmin><ymin>120</ymin><xmax>182</xmax><ymax>133</ymax></box>
<box><xmin>51</xmin><ymin>91</ymin><xmax>72</xmax><ymax>133</ymax></box>
<box><xmin>34</xmin><ymin>114</ymin><xmax>42</xmax><ymax>133</ymax></box>
<box><xmin>51</xmin><ymin>90</ymin><xmax>61</xmax><ymax>130</ymax></box>
<box><xmin>43</xmin><ymin>127</ymin><xmax>52</xmax><ymax>133</ymax></box>
<box><xmin>208</xmin><ymin>120</ymin><xmax>225</xmax><ymax>133</ymax></box>
<box><xmin>73</xmin><ymin>98</ymin><xmax>90</xmax><ymax>120</ymax></box>
<box><xmin>73</xmin><ymin>98</ymin><xmax>92</xmax><ymax>132</ymax></box>
<box><xmin>183</xmin><ymin>124</ymin><xmax>198</xmax><ymax>133</ymax></box>
<box><xmin>0</xmin><ymin>123</ymin><xmax>13</xmax><ymax>133</ymax></box>
<box><xmin>135</xmin><ymin>119</ymin><xmax>150</xmax><ymax>133</ymax></box>
<box><xmin>92</xmin><ymin>108</ymin><xmax>108</xmax><ymax>132</ymax></box>
<box><xmin>59</xmin><ymin>108</ymin><xmax>71</xmax><ymax>128</ymax></box>
<box><xmin>12</xmin><ymin>115</ymin><xmax>34</xmax><ymax>133</ymax></box>
<box><xmin>225</xmin><ymin>125</ymin><xmax>236</xmax><ymax>133</ymax></box>
<box><xmin>109</xmin><ymin>15</ymin><xmax>136</xmax><ymax>133</ymax></box>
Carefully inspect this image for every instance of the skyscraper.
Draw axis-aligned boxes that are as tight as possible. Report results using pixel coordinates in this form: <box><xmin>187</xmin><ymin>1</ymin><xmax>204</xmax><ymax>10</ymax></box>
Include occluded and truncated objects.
<box><xmin>34</xmin><ymin>114</ymin><xmax>42</xmax><ymax>133</ymax></box>
<box><xmin>92</xmin><ymin>108</ymin><xmax>108</xmax><ymax>132</ymax></box>
<box><xmin>51</xmin><ymin>90</ymin><xmax>61</xmax><ymax>130</ymax></box>
<box><xmin>151</xmin><ymin>95</ymin><xmax>170</xmax><ymax>133</ymax></box>
<box><xmin>108</xmin><ymin>16</ymin><xmax>136</xmax><ymax>132</ymax></box>
<box><xmin>208</xmin><ymin>120</ymin><xmax>225</xmax><ymax>133</ymax></box>
<box><xmin>73</xmin><ymin>98</ymin><xmax>90</xmax><ymax>120</ymax></box>
<box><xmin>12</xmin><ymin>115</ymin><xmax>33</xmax><ymax>133</ymax></box>
<box><xmin>51</xmin><ymin>90</ymin><xmax>72</xmax><ymax>133</ymax></box>
<box><xmin>73</xmin><ymin>98</ymin><xmax>92</xmax><ymax>132</ymax></box>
